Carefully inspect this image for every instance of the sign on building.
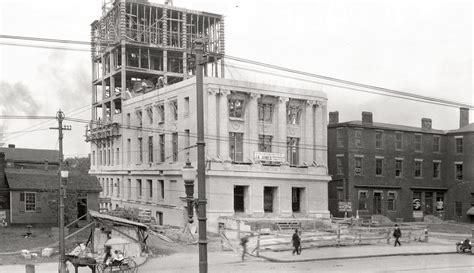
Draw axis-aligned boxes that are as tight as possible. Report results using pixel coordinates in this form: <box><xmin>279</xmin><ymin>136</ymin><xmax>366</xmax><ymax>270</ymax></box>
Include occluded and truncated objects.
<box><xmin>254</xmin><ymin>152</ymin><xmax>285</xmax><ymax>163</ymax></box>
<box><xmin>338</xmin><ymin>201</ymin><xmax>352</xmax><ymax>212</ymax></box>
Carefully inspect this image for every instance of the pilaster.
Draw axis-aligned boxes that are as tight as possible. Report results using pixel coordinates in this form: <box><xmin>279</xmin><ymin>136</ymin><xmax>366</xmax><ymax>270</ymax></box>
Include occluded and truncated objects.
<box><xmin>219</xmin><ymin>89</ymin><xmax>230</xmax><ymax>160</ymax></box>
<box><xmin>247</xmin><ymin>93</ymin><xmax>260</xmax><ymax>161</ymax></box>
<box><xmin>277</xmin><ymin>97</ymin><xmax>289</xmax><ymax>154</ymax></box>
<box><xmin>207</xmin><ymin>88</ymin><xmax>218</xmax><ymax>159</ymax></box>
<box><xmin>304</xmin><ymin>100</ymin><xmax>315</xmax><ymax>163</ymax></box>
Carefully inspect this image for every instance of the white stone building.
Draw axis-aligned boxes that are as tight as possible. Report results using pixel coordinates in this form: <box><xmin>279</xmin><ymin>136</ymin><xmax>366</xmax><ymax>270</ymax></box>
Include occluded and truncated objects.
<box><xmin>88</xmin><ymin>77</ymin><xmax>331</xmax><ymax>232</ymax></box>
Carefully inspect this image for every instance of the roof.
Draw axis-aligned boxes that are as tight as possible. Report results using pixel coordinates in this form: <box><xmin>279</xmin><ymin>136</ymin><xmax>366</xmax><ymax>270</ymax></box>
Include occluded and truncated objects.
<box><xmin>447</xmin><ymin>123</ymin><xmax>474</xmax><ymax>134</ymax></box>
<box><xmin>330</xmin><ymin>121</ymin><xmax>445</xmax><ymax>134</ymax></box>
<box><xmin>0</xmin><ymin>147</ymin><xmax>59</xmax><ymax>163</ymax></box>
<box><xmin>89</xmin><ymin>210</ymin><xmax>148</xmax><ymax>230</ymax></box>
<box><xmin>5</xmin><ymin>169</ymin><xmax>101</xmax><ymax>192</ymax></box>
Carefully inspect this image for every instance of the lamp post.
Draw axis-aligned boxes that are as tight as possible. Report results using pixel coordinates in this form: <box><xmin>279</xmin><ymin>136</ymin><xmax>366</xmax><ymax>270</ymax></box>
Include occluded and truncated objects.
<box><xmin>59</xmin><ymin>170</ymin><xmax>68</xmax><ymax>273</ymax></box>
<box><xmin>182</xmin><ymin>159</ymin><xmax>196</xmax><ymax>224</ymax></box>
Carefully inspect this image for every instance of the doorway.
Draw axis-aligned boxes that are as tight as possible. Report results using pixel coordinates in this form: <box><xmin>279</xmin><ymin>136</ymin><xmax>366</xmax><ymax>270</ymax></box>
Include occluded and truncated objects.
<box><xmin>77</xmin><ymin>194</ymin><xmax>88</xmax><ymax>219</ymax></box>
<box><xmin>425</xmin><ymin>192</ymin><xmax>433</xmax><ymax>215</ymax></box>
<box><xmin>373</xmin><ymin>192</ymin><xmax>382</xmax><ymax>214</ymax></box>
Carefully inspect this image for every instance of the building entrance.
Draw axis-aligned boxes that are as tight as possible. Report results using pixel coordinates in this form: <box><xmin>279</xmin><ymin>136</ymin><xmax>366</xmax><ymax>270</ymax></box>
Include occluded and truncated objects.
<box><xmin>425</xmin><ymin>192</ymin><xmax>433</xmax><ymax>215</ymax></box>
<box><xmin>373</xmin><ymin>192</ymin><xmax>382</xmax><ymax>214</ymax></box>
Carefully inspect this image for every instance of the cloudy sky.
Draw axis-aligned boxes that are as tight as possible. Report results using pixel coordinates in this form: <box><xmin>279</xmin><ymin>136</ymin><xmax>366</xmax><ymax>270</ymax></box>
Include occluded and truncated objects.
<box><xmin>0</xmin><ymin>0</ymin><xmax>472</xmax><ymax>157</ymax></box>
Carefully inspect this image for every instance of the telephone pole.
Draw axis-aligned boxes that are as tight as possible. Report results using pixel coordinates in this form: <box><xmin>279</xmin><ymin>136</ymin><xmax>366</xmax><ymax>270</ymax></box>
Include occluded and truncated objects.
<box><xmin>50</xmin><ymin>110</ymin><xmax>71</xmax><ymax>273</ymax></box>
<box><xmin>194</xmin><ymin>39</ymin><xmax>208</xmax><ymax>273</ymax></box>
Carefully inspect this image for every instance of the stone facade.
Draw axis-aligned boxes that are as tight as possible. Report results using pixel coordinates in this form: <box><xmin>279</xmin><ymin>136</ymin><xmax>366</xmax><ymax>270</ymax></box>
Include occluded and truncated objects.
<box><xmin>327</xmin><ymin>111</ymin><xmax>474</xmax><ymax>223</ymax></box>
<box><xmin>90</xmin><ymin>77</ymin><xmax>331</xmax><ymax>232</ymax></box>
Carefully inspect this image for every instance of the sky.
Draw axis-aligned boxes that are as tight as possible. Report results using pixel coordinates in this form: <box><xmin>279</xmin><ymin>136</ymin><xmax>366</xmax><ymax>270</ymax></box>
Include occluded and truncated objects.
<box><xmin>0</xmin><ymin>0</ymin><xmax>472</xmax><ymax>158</ymax></box>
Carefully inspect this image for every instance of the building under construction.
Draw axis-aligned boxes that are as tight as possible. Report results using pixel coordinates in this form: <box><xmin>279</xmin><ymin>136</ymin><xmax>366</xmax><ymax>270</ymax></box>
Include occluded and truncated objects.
<box><xmin>90</xmin><ymin>0</ymin><xmax>225</xmax><ymax>124</ymax></box>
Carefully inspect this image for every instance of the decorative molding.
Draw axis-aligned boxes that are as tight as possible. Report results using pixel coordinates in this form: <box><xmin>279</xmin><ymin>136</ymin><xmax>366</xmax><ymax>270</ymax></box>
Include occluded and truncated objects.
<box><xmin>219</xmin><ymin>89</ymin><xmax>230</xmax><ymax>97</ymax></box>
<box><xmin>315</xmin><ymin>100</ymin><xmax>327</xmax><ymax>107</ymax></box>
<box><xmin>249</xmin><ymin>93</ymin><xmax>260</xmax><ymax>100</ymax></box>
<box><xmin>306</xmin><ymin>100</ymin><xmax>316</xmax><ymax>106</ymax></box>
<box><xmin>279</xmin><ymin>96</ymin><xmax>289</xmax><ymax>104</ymax></box>
<box><xmin>207</xmin><ymin>88</ymin><xmax>218</xmax><ymax>95</ymax></box>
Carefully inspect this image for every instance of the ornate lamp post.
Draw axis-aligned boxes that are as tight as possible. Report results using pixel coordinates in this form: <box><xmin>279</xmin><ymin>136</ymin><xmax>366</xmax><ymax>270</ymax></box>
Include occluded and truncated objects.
<box><xmin>182</xmin><ymin>159</ymin><xmax>196</xmax><ymax>223</ymax></box>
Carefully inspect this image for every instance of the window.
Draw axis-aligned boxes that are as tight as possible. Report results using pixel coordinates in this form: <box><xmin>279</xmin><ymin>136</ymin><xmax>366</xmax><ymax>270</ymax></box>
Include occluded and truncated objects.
<box><xmin>414</xmin><ymin>160</ymin><xmax>422</xmax><ymax>178</ymax></box>
<box><xmin>229</xmin><ymin>132</ymin><xmax>244</xmax><ymax>162</ymax></box>
<box><xmin>170</xmin><ymin>100</ymin><xmax>178</xmax><ymax>120</ymax></box>
<box><xmin>375</xmin><ymin>131</ymin><xmax>383</xmax><ymax>149</ymax></box>
<box><xmin>355</xmin><ymin>129</ymin><xmax>362</xmax><ymax>147</ymax></box>
<box><xmin>395</xmin><ymin>132</ymin><xmax>403</xmax><ymax>150</ymax></box>
<box><xmin>21</xmin><ymin>192</ymin><xmax>36</xmax><ymax>212</ymax></box>
<box><xmin>159</xmin><ymin>180</ymin><xmax>164</xmax><ymax>199</ymax></box>
<box><xmin>263</xmin><ymin>187</ymin><xmax>276</xmax><ymax>213</ymax></box>
<box><xmin>126</xmin><ymin>113</ymin><xmax>131</xmax><ymax>128</ymax></box>
<box><xmin>336</xmin><ymin>156</ymin><xmax>344</xmax><ymax>175</ymax></box>
<box><xmin>234</xmin><ymin>186</ymin><xmax>247</xmax><ymax>213</ymax></box>
<box><xmin>147</xmin><ymin>179</ymin><xmax>153</xmax><ymax>198</ymax></box>
<box><xmin>159</xmin><ymin>134</ymin><xmax>165</xmax><ymax>162</ymax></box>
<box><xmin>127</xmin><ymin>139</ymin><xmax>131</xmax><ymax>164</ymax></box>
<box><xmin>258</xmin><ymin>103</ymin><xmax>273</xmax><ymax>122</ymax></box>
<box><xmin>436</xmin><ymin>195</ymin><xmax>444</xmax><ymax>211</ymax></box>
<box><xmin>358</xmin><ymin>191</ymin><xmax>367</xmax><ymax>210</ymax></box>
<box><xmin>455</xmin><ymin>163</ymin><xmax>463</xmax><ymax>180</ymax></box>
<box><xmin>146</xmin><ymin>107</ymin><xmax>153</xmax><ymax>124</ymax></box>
<box><xmin>337</xmin><ymin>188</ymin><xmax>344</xmax><ymax>202</ymax></box>
<box><xmin>99</xmin><ymin>151</ymin><xmax>102</xmax><ymax>166</ymax></box>
<box><xmin>355</xmin><ymin>156</ymin><xmax>363</xmax><ymax>175</ymax></box>
<box><xmin>110</xmin><ymin>179</ymin><xmax>114</xmax><ymax>196</ymax></box>
<box><xmin>117</xmin><ymin>178</ymin><xmax>120</xmax><ymax>197</ymax></box>
<box><xmin>138</xmin><ymin>137</ymin><xmax>143</xmax><ymax>163</ymax></box>
<box><xmin>455</xmin><ymin>137</ymin><xmax>463</xmax><ymax>153</ymax></box>
<box><xmin>127</xmin><ymin>179</ymin><xmax>132</xmax><ymax>198</ymax></box>
<box><xmin>105</xmin><ymin>178</ymin><xmax>109</xmax><ymax>196</ymax></box>
<box><xmin>184</xmin><ymin>97</ymin><xmax>190</xmax><ymax>116</ymax></box>
<box><xmin>157</xmin><ymin>104</ymin><xmax>165</xmax><ymax>123</ymax></box>
<box><xmin>116</xmin><ymin>148</ymin><xmax>120</xmax><ymax>165</ymax></box>
<box><xmin>455</xmin><ymin>202</ymin><xmax>462</xmax><ymax>217</ymax></box>
<box><xmin>414</xmin><ymin>134</ymin><xmax>422</xmax><ymax>152</ymax></box>
<box><xmin>136</xmin><ymin>110</ymin><xmax>143</xmax><ymax>128</ymax></box>
<box><xmin>287</xmin><ymin>105</ymin><xmax>302</xmax><ymax>125</ymax></box>
<box><xmin>375</xmin><ymin>158</ymin><xmax>383</xmax><ymax>176</ymax></box>
<box><xmin>292</xmin><ymin>187</ymin><xmax>304</xmax><ymax>213</ymax></box>
<box><xmin>336</xmin><ymin>128</ymin><xmax>344</xmax><ymax>147</ymax></box>
<box><xmin>395</xmin><ymin>159</ymin><xmax>403</xmax><ymax>178</ymax></box>
<box><xmin>287</xmin><ymin>137</ymin><xmax>300</xmax><ymax>165</ymax></box>
<box><xmin>137</xmin><ymin>179</ymin><xmax>142</xmax><ymax>198</ymax></box>
<box><xmin>433</xmin><ymin>136</ymin><xmax>441</xmax><ymax>152</ymax></box>
<box><xmin>172</xmin><ymin>132</ymin><xmax>178</xmax><ymax>162</ymax></box>
<box><xmin>185</xmin><ymin>129</ymin><xmax>190</xmax><ymax>157</ymax></box>
<box><xmin>258</xmin><ymin>135</ymin><xmax>272</xmax><ymax>152</ymax></box>
<box><xmin>387</xmin><ymin>192</ymin><xmax>397</xmax><ymax>211</ymax></box>
<box><xmin>156</xmin><ymin>211</ymin><xmax>163</xmax><ymax>225</ymax></box>
<box><xmin>229</xmin><ymin>99</ymin><xmax>245</xmax><ymax>118</ymax></box>
<box><xmin>92</xmin><ymin>151</ymin><xmax>96</xmax><ymax>166</ymax></box>
<box><xmin>148</xmin><ymin>136</ymin><xmax>153</xmax><ymax>163</ymax></box>
<box><xmin>433</xmin><ymin>161</ymin><xmax>441</xmax><ymax>179</ymax></box>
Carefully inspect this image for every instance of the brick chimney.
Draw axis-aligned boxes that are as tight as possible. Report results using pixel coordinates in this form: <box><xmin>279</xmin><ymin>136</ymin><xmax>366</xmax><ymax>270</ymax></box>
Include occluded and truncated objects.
<box><xmin>329</xmin><ymin>111</ymin><xmax>339</xmax><ymax>124</ymax></box>
<box><xmin>362</xmin><ymin>112</ymin><xmax>373</xmax><ymax>125</ymax></box>
<box><xmin>460</xmin><ymin>107</ymin><xmax>469</xmax><ymax>128</ymax></box>
<box><xmin>421</xmin><ymin>118</ymin><xmax>432</xmax><ymax>130</ymax></box>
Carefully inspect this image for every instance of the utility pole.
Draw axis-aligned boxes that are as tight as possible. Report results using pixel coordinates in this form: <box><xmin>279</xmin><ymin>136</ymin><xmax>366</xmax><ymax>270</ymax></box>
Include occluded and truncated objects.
<box><xmin>194</xmin><ymin>39</ymin><xmax>208</xmax><ymax>273</ymax></box>
<box><xmin>50</xmin><ymin>110</ymin><xmax>71</xmax><ymax>273</ymax></box>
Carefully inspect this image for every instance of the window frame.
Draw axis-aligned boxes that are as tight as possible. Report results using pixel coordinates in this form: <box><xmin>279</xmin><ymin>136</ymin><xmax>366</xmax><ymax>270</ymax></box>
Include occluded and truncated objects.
<box><xmin>172</xmin><ymin>132</ymin><xmax>178</xmax><ymax>162</ymax></box>
<box><xmin>395</xmin><ymin>132</ymin><xmax>403</xmax><ymax>150</ymax></box>
<box><xmin>354</xmin><ymin>155</ymin><xmax>363</xmax><ymax>175</ymax></box>
<box><xmin>229</xmin><ymin>99</ymin><xmax>245</xmax><ymax>119</ymax></box>
<box><xmin>336</xmin><ymin>128</ymin><xmax>344</xmax><ymax>148</ymax></box>
<box><xmin>336</xmin><ymin>155</ymin><xmax>344</xmax><ymax>175</ymax></box>
<box><xmin>355</xmin><ymin>129</ymin><xmax>363</xmax><ymax>147</ymax></box>
<box><xmin>433</xmin><ymin>160</ymin><xmax>441</xmax><ymax>179</ymax></box>
<box><xmin>286</xmin><ymin>137</ymin><xmax>300</xmax><ymax>166</ymax></box>
<box><xmin>358</xmin><ymin>190</ymin><xmax>368</xmax><ymax>211</ymax></box>
<box><xmin>455</xmin><ymin>137</ymin><xmax>463</xmax><ymax>154</ymax></box>
<box><xmin>414</xmin><ymin>134</ymin><xmax>423</xmax><ymax>152</ymax></box>
<box><xmin>375</xmin><ymin>130</ymin><xmax>384</xmax><ymax>149</ymax></box>
<box><xmin>375</xmin><ymin>157</ymin><xmax>384</xmax><ymax>176</ymax></box>
<box><xmin>229</xmin><ymin>132</ymin><xmax>244</xmax><ymax>162</ymax></box>
<box><xmin>258</xmin><ymin>135</ymin><xmax>273</xmax><ymax>152</ymax></box>
<box><xmin>455</xmin><ymin>162</ymin><xmax>463</xmax><ymax>181</ymax></box>
<box><xmin>258</xmin><ymin>103</ymin><xmax>274</xmax><ymax>122</ymax></box>
<box><xmin>414</xmin><ymin>159</ymin><xmax>423</xmax><ymax>178</ymax></box>
<box><xmin>433</xmin><ymin>135</ymin><xmax>441</xmax><ymax>153</ymax></box>
<box><xmin>24</xmin><ymin>192</ymin><xmax>36</xmax><ymax>212</ymax></box>
<box><xmin>387</xmin><ymin>191</ymin><xmax>397</xmax><ymax>211</ymax></box>
<box><xmin>395</xmin><ymin>158</ymin><xmax>403</xmax><ymax>178</ymax></box>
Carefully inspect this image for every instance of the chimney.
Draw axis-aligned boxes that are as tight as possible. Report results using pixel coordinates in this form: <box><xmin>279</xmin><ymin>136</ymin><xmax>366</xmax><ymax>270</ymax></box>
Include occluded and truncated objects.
<box><xmin>421</xmin><ymin>118</ymin><xmax>432</xmax><ymax>130</ymax></box>
<box><xmin>329</xmin><ymin>111</ymin><xmax>339</xmax><ymax>124</ymax></box>
<box><xmin>8</xmin><ymin>144</ymin><xmax>15</xmax><ymax>148</ymax></box>
<box><xmin>460</xmin><ymin>107</ymin><xmax>469</xmax><ymax>128</ymax></box>
<box><xmin>362</xmin><ymin>112</ymin><xmax>373</xmax><ymax>125</ymax></box>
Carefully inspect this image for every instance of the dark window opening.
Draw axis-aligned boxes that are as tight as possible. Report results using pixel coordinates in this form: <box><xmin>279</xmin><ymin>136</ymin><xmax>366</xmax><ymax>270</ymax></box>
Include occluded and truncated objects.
<box><xmin>234</xmin><ymin>186</ymin><xmax>245</xmax><ymax>213</ymax></box>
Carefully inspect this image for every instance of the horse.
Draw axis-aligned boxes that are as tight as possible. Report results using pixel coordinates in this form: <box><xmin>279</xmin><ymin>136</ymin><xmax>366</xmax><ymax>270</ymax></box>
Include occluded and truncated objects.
<box><xmin>65</xmin><ymin>254</ymin><xmax>97</xmax><ymax>273</ymax></box>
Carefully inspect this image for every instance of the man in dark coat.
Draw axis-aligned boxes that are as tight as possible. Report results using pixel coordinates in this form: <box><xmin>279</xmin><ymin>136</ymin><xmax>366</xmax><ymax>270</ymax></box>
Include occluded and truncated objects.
<box><xmin>393</xmin><ymin>224</ymin><xmax>402</xmax><ymax>247</ymax></box>
<box><xmin>292</xmin><ymin>229</ymin><xmax>301</xmax><ymax>255</ymax></box>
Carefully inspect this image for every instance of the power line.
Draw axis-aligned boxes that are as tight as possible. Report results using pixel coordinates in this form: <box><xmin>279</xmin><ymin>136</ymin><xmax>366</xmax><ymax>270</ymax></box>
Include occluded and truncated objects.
<box><xmin>1</xmin><ymin>34</ymin><xmax>472</xmax><ymax>109</ymax></box>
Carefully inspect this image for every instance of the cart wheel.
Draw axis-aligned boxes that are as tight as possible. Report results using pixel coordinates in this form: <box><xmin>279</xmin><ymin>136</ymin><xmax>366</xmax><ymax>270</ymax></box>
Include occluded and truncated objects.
<box><xmin>456</xmin><ymin>244</ymin><xmax>463</xmax><ymax>253</ymax></box>
<box><xmin>120</xmin><ymin>259</ymin><xmax>137</xmax><ymax>273</ymax></box>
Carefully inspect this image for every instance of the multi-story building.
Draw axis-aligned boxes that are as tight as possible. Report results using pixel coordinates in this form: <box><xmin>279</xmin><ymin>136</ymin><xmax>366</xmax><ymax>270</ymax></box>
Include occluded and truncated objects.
<box><xmin>327</xmin><ymin>109</ymin><xmax>474</xmax><ymax>223</ymax></box>
<box><xmin>87</xmin><ymin>77</ymin><xmax>331</xmax><ymax>231</ymax></box>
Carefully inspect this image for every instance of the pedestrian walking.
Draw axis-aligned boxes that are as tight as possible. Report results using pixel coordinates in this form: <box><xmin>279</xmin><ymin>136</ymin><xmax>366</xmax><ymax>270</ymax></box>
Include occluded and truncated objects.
<box><xmin>240</xmin><ymin>235</ymin><xmax>249</xmax><ymax>261</ymax></box>
<box><xmin>292</xmin><ymin>229</ymin><xmax>301</xmax><ymax>255</ymax></box>
<box><xmin>393</xmin><ymin>224</ymin><xmax>402</xmax><ymax>247</ymax></box>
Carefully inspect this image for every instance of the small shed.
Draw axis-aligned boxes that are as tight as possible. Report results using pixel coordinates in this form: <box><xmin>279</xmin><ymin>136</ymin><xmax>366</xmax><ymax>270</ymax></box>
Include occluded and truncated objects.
<box><xmin>88</xmin><ymin>210</ymin><xmax>149</xmax><ymax>258</ymax></box>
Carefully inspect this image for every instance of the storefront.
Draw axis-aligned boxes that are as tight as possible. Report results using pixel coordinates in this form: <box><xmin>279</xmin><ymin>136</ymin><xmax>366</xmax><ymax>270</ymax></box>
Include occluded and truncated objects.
<box><xmin>410</xmin><ymin>187</ymin><xmax>447</xmax><ymax>221</ymax></box>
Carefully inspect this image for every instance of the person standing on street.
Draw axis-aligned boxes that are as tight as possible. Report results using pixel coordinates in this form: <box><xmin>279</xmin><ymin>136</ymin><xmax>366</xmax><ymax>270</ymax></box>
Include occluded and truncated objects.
<box><xmin>240</xmin><ymin>235</ymin><xmax>249</xmax><ymax>261</ymax></box>
<box><xmin>292</xmin><ymin>229</ymin><xmax>301</xmax><ymax>255</ymax></box>
<box><xmin>393</xmin><ymin>224</ymin><xmax>402</xmax><ymax>247</ymax></box>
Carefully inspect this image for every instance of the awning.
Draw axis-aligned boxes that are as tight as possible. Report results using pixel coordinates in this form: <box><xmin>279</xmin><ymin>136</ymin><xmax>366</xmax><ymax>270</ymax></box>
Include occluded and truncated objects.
<box><xmin>466</xmin><ymin>207</ymin><xmax>474</xmax><ymax>216</ymax></box>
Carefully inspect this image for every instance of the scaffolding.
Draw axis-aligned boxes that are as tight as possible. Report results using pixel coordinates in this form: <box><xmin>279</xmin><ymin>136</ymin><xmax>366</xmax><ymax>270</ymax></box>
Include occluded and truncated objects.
<box><xmin>88</xmin><ymin>0</ymin><xmax>225</xmax><ymax>141</ymax></box>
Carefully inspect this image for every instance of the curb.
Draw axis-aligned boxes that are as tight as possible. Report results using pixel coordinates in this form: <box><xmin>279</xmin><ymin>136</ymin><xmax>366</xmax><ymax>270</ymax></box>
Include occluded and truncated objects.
<box><xmin>256</xmin><ymin>251</ymin><xmax>456</xmax><ymax>263</ymax></box>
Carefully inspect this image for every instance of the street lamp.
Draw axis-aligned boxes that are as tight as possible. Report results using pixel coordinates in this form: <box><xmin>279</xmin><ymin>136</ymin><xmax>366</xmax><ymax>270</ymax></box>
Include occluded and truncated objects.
<box><xmin>59</xmin><ymin>170</ymin><xmax>68</xmax><ymax>273</ymax></box>
<box><xmin>182</xmin><ymin>159</ymin><xmax>196</xmax><ymax>224</ymax></box>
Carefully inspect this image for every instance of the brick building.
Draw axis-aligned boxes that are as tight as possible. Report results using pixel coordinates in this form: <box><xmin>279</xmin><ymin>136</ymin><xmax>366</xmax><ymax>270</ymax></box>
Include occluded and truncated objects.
<box><xmin>327</xmin><ymin>109</ymin><xmax>474</xmax><ymax>223</ymax></box>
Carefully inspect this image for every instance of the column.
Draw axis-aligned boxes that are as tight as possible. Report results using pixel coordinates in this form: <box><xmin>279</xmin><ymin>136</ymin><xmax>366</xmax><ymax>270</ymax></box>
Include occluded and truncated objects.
<box><xmin>304</xmin><ymin>100</ymin><xmax>315</xmax><ymax>163</ymax></box>
<box><xmin>321</xmin><ymin>100</ymin><xmax>328</xmax><ymax>167</ymax></box>
<box><xmin>277</xmin><ymin>97</ymin><xmax>289</xmax><ymax>155</ymax></box>
<box><xmin>247</xmin><ymin>93</ymin><xmax>260</xmax><ymax>161</ymax></box>
<box><xmin>314</xmin><ymin>100</ymin><xmax>326</xmax><ymax>166</ymax></box>
<box><xmin>219</xmin><ymin>89</ymin><xmax>230</xmax><ymax>160</ymax></box>
<box><xmin>207</xmin><ymin>88</ymin><xmax>218</xmax><ymax>159</ymax></box>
